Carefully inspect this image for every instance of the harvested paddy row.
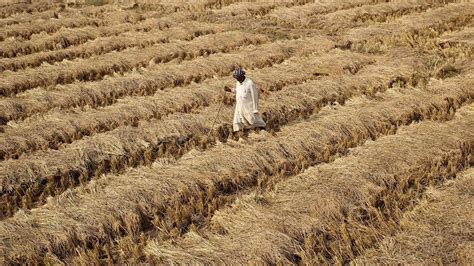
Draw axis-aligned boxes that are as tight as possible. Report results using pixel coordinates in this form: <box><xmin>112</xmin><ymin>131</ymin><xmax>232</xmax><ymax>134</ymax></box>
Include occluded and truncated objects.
<box><xmin>133</xmin><ymin>0</ymin><xmax>295</xmax><ymax>13</ymax></box>
<box><xmin>354</xmin><ymin>168</ymin><xmax>474</xmax><ymax>265</ymax></box>
<box><xmin>263</xmin><ymin>0</ymin><xmax>377</xmax><ymax>26</ymax></box>
<box><xmin>0</xmin><ymin>36</ymin><xmax>333</xmax><ymax>122</ymax></box>
<box><xmin>0</xmin><ymin>48</ymin><xmax>367</xmax><ymax>160</ymax></box>
<box><xmin>0</xmin><ymin>12</ymin><xmax>108</xmax><ymax>41</ymax></box>
<box><xmin>0</xmin><ymin>1</ymin><xmax>466</xmax><ymax>121</ymax></box>
<box><xmin>0</xmin><ymin>31</ymin><xmax>270</xmax><ymax>96</ymax></box>
<box><xmin>0</xmin><ymin>17</ymin><xmax>170</xmax><ymax>58</ymax></box>
<box><xmin>145</xmin><ymin>104</ymin><xmax>473</xmax><ymax>264</ymax></box>
<box><xmin>1</xmin><ymin>2</ymin><xmax>472</xmax><ymax>264</ymax></box>
<box><xmin>0</xmin><ymin>9</ymin><xmax>59</xmax><ymax>28</ymax></box>
<box><xmin>0</xmin><ymin>0</ymin><xmax>289</xmax><ymax>58</ymax></box>
<box><xmin>0</xmin><ymin>21</ymin><xmax>224</xmax><ymax>71</ymax></box>
<box><xmin>0</xmin><ymin>73</ymin><xmax>471</xmax><ymax>264</ymax></box>
<box><xmin>198</xmin><ymin>1</ymin><xmax>285</xmax><ymax>19</ymax></box>
<box><xmin>0</xmin><ymin>1</ymin><xmax>52</xmax><ymax>19</ymax></box>
<box><xmin>344</xmin><ymin>3</ymin><xmax>474</xmax><ymax>53</ymax></box>
<box><xmin>441</xmin><ymin>26</ymin><xmax>474</xmax><ymax>47</ymax></box>
<box><xmin>265</xmin><ymin>1</ymin><xmax>448</xmax><ymax>32</ymax></box>
<box><xmin>0</xmin><ymin>48</ymin><xmax>370</xmax><ymax>217</ymax></box>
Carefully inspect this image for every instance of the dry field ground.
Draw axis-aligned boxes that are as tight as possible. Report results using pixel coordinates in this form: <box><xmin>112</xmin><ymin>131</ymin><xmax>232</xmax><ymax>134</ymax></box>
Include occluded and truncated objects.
<box><xmin>0</xmin><ymin>0</ymin><xmax>473</xmax><ymax>264</ymax></box>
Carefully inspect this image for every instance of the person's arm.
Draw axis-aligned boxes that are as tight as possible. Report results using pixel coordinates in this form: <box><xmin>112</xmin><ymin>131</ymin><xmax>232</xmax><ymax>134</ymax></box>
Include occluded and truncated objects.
<box><xmin>224</xmin><ymin>86</ymin><xmax>235</xmax><ymax>93</ymax></box>
<box><xmin>250</xmin><ymin>81</ymin><xmax>259</xmax><ymax>113</ymax></box>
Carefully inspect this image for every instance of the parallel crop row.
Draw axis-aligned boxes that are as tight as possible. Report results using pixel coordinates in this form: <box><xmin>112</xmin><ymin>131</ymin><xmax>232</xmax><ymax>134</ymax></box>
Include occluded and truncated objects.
<box><xmin>0</xmin><ymin>74</ymin><xmax>471</xmax><ymax>263</ymax></box>
<box><xmin>0</xmin><ymin>56</ymin><xmax>468</xmax><ymax>222</ymax></box>
<box><xmin>135</xmin><ymin>0</ymin><xmax>300</xmax><ymax>13</ymax></box>
<box><xmin>0</xmin><ymin>22</ymin><xmax>226</xmax><ymax>71</ymax></box>
<box><xmin>0</xmin><ymin>16</ymin><xmax>177</xmax><ymax>57</ymax></box>
<box><xmin>0</xmin><ymin>2</ymin><xmax>52</xmax><ymax>19</ymax></box>
<box><xmin>343</xmin><ymin>3</ymin><xmax>474</xmax><ymax>53</ymax></box>
<box><xmin>264</xmin><ymin>0</ymin><xmax>373</xmax><ymax>27</ymax></box>
<box><xmin>145</xmin><ymin>105</ymin><xmax>473</xmax><ymax>264</ymax></box>
<box><xmin>0</xmin><ymin>36</ymin><xmax>334</xmax><ymax>122</ymax></box>
<box><xmin>307</xmin><ymin>1</ymin><xmax>447</xmax><ymax>33</ymax></box>
<box><xmin>0</xmin><ymin>31</ymin><xmax>269</xmax><ymax>96</ymax></box>
<box><xmin>0</xmin><ymin>14</ymin><xmax>106</xmax><ymax>41</ymax></box>
<box><xmin>0</xmin><ymin>0</ymin><xmax>297</xmax><ymax>58</ymax></box>
<box><xmin>354</xmin><ymin>167</ymin><xmax>474</xmax><ymax>265</ymax></box>
<box><xmin>440</xmin><ymin>26</ymin><xmax>474</xmax><ymax>47</ymax></box>
<box><xmin>0</xmin><ymin>9</ymin><xmax>58</xmax><ymax>28</ymax></box>
<box><xmin>0</xmin><ymin>48</ymin><xmax>366</xmax><ymax>159</ymax></box>
<box><xmin>0</xmin><ymin>48</ymin><xmax>364</xmax><ymax>216</ymax></box>
<box><xmin>201</xmin><ymin>2</ymin><xmax>285</xmax><ymax>19</ymax></box>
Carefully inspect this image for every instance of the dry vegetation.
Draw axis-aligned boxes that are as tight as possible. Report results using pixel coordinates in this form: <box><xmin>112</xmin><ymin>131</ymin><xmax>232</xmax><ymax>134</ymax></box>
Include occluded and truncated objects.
<box><xmin>0</xmin><ymin>0</ymin><xmax>473</xmax><ymax>264</ymax></box>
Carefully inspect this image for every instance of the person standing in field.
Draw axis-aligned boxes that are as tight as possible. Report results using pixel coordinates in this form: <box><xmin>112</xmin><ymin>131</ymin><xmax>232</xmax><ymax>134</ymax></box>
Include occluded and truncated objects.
<box><xmin>224</xmin><ymin>68</ymin><xmax>266</xmax><ymax>132</ymax></box>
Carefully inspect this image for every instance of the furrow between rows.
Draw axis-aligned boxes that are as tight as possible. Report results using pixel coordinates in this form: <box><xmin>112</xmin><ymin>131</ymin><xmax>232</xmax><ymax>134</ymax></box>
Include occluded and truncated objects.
<box><xmin>0</xmin><ymin>73</ymin><xmax>471</xmax><ymax>264</ymax></box>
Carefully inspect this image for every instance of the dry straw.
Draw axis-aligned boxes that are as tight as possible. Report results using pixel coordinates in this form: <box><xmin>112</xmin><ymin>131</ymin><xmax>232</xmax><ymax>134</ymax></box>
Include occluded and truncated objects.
<box><xmin>0</xmin><ymin>31</ymin><xmax>268</xmax><ymax>96</ymax></box>
<box><xmin>0</xmin><ymin>21</ymin><xmax>224</xmax><ymax>71</ymax></box>
<box><xmin>145</xmin><ymin>104</ymin><xmax>473</xmax><ymax>264</ymax></box>
<box><xmin>355</xmin><ymin>167</ymin><xmax>473</xmax><ymax>264</ymax></box>
<box><xmin>0</xmin><ymin>72</ymin><xmax>471</xmax><ymax>263</ymax></box>
<box><xmin>0</xmin><ymin>36</ymin><xmax>333</xmax><ymax>121</ymax></box>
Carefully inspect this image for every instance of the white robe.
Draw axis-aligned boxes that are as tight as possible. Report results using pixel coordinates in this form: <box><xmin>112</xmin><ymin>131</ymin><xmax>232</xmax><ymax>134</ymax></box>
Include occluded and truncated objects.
<box><xmin>232</xmin><ymin>78</ymin><xmax>266</xmax><ymax>132</ymax></box>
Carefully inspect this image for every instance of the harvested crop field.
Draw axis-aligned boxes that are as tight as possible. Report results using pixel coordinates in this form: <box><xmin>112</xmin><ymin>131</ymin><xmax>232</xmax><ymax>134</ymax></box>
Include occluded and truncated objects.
<box><xmin>0</xmin><ymin>0</ymin><xmax>473</xmax><ymax>264</ymax></box>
